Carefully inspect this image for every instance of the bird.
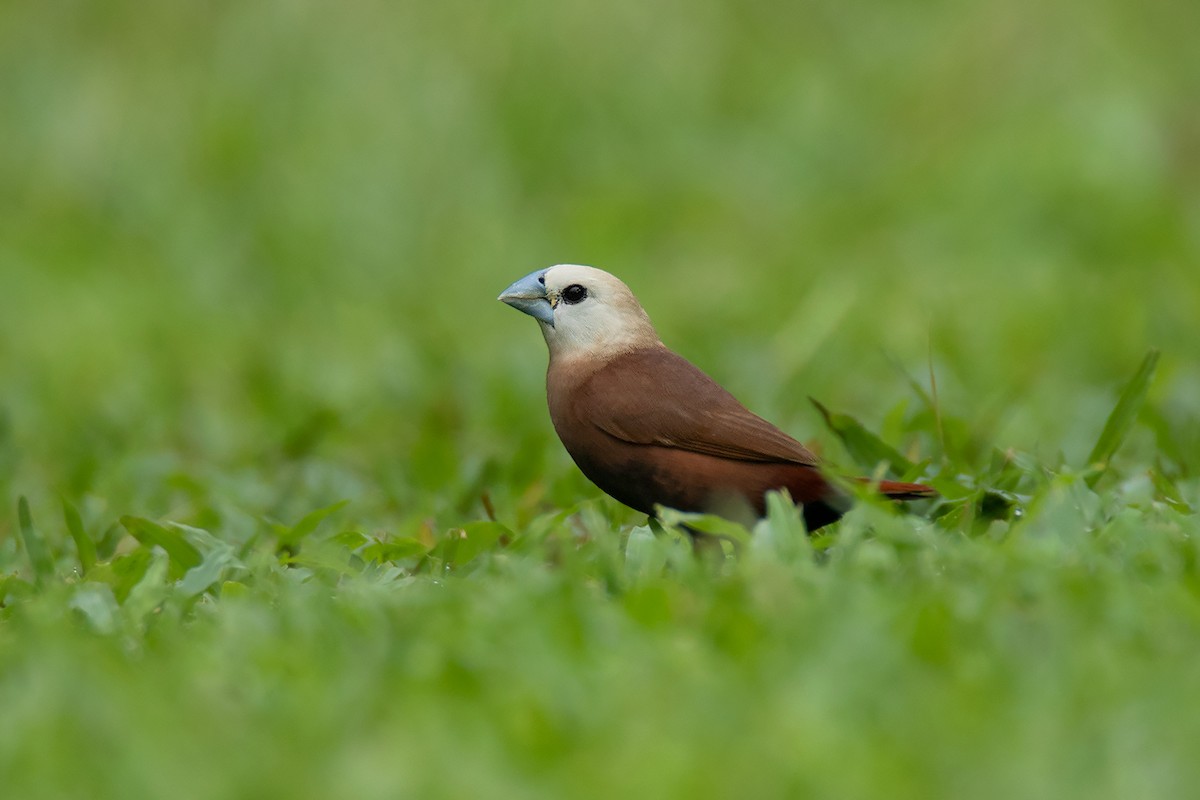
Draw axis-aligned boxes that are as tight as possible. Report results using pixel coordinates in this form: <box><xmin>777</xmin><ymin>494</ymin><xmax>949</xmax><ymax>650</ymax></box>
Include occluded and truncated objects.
<box><xmin>498</xmin><ymin>264</ymin><xmax>935</xmax><ymax>531</ymax></box>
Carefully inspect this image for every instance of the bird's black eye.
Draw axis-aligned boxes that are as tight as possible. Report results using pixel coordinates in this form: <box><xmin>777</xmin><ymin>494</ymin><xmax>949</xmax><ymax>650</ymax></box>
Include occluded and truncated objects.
<box><xmin>561</xmin><ymin>284</ymin><xmax>588</xmax><ymax>304</ymax></box>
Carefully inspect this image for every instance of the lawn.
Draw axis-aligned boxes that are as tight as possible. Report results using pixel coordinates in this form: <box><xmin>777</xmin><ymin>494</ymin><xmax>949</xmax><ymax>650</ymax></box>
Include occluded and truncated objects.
<box><xmin>1</xmin><ymin>1</ymin><xmax>1199</xmax><ymax>798</ymax></box>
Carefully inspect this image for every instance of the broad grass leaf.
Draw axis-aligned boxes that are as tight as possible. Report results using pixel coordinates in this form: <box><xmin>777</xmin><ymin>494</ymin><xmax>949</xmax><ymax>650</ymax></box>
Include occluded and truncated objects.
<box><xmin>282</xmin><ymin>541</ymin><xmax>364</xmax><ymax>578</ymax></box>
<box><xmin>0</xmin><ymin>575</ymin><xmax>35</xmax><ymax>606</ymax></box>
<box><xmin>433</xmin><ymin>521</ymin><xmax>511</xmax><ymax>568</ymax></box>
<box><xmin>655</xmin><ymin>506</ymin><xmax>751</xmax><ymax>545</ymax></box>
<box><xmin>751</xmin><ymin>490</ymin><xmax>812</xmax><ymax>562</ymax></box>
<box><xmin>1086</xmin><ymin>348</ymin><xmax>1159</xmax><ymax>487</ymax></box>
<box><xmin>934</xmin><ymin>496</ymin><xmax>975</xmax><ymax>531</ymax></box>
<box><xmin>88</xmin><ymin>549</ymin><xmax>154</xmax><ymax>604</ymax></box>
<box><xmin>276</xmin><ymin>500</ymin><xmax>349</xmax><ymax>548</ymax></box>
<box><xmin>927</xmin><ymin>476</ymin><xmax>974</xmax><ymax>501</ymax></box>
<box><xmin>503</xmin><ymin>501</ymin><xmax>592</xmax><ymax>554</ymax></box>
<box><xmin>220</xmin><ymin>580</ymin><xmax>250</xmax><ymax>599</ymax></box>
<box><xmin>130</xmin><ymin>520</ymin><xmax>247</xmax><ymax>597</ymax></box>
<box><xmin>624</xmin><ymin>525</ymin><xmax>668</xmax><ymax>584</ymax></box>
<box><xmin>360</xmin><ymin>537</ymin><xmax>429</xmax><ymax>565</ymax></box>
<box><xmin>175</xmin><ymin>525</ymin><xmax>242</xmax><ymax>597</ymax></box>
<box><xmin>933</xmin><ymin>485</ymin><xmax>1019</xmax><ymax>535</ymax></box>
<box><xmin>984</xmin><ymin>447</ymin><xmax>1027</xmax><ymax>494</ymax></box>
<box><xmin>1149</xmin><ymin>467</ymin><xmax>1193</xmax><ymax>513</ymax></box>
<box><xmin>68</xmin><ymin>583</ymin><xmax>120</xmax><ymax>634</ymax></box>
<box><xmin>333</xmin><ymin>530</ymin><xmax>369</xmax><ymax>550</ymax></box>
<box><xmin>1140</xmin><ymin>402</ymin><xmax>1199</xmax><ymax>473</ymax></box>
<box><xmin>17</xmin><ymin>497</ymin><xmax>54</xmax><ymax>581</ymax></box>
<box><xmin>811</xmin><ymin>398</ymin><xmax>916</xmax><ymax>476</ymax></box>
<box><xmin>123</xmin><ymin>549</ymin><xmax>172</xmax><ymax>623</ymax></box>
<box><xmin>95</xmin><ymin>521</ymin><xmax>124</xmax><ymax>560</ymax></box>
<box><xmin>62</xmin><ymin>498</ymin><xmax>97</xmax><ymax>575</ymax></box>
<box><xmin>120</xmin><ymin>516</ymin><xmax>202</xmax><ymax>576</ymax></box>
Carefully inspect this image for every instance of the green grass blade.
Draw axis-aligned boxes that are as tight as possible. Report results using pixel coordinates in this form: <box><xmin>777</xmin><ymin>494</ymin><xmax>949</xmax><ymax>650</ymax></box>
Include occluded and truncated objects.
<box><xmin>360</xmin><ymin>537</ymin><xmax>431</xmax><ymax>565</ymax></box>
<box><xmin>1149</xmin><ymin>466</ymin><xmax>1193</xmax><ymax>513</ymax></box>
<box><xmin>431</xmin><ymin>521</ymin><xmax>511</xmax><ymax>568</ymax></box>
<box><xmin>120</xmin><ymin>516</ymin><xmax>203</xmax><ymax>575</ymax></box>
<box><xmin>278</xmin><ymin>500</ymin><xmax>350</xmax><ymax>548</ymax></box>
<box><xmin>17</xmin><ymin>496</ymin><xmax>55</xmax><ymax>581</ymax></box>
<box><xmin>1086</xmin><ymin>348</ymin><xmax>1160</xmax><ymax>487</ymax></box>
<box><xmin>175</xmin><ymin>532</ymin><xmax>240</xmax><ymax>598</ymax></box>
<box><xmin>811</xmin><ymin>397</ymin><xmax>916</xmax><ymax>476</ymax></box>
<box><xmin>62</xmin><ymin>498</ymin><xmax>97</xmax><ymax>575</ymax></box>
<box><xmin>655</xmin><ymin>505</ymin><xmax>752</xmax><ymax>545</ymax></box>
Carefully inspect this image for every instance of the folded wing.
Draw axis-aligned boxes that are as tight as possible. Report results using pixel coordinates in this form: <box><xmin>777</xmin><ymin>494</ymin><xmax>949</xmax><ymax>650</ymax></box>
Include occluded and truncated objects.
<box><xmin>576</xmin><ymin>347</ymin><xmax>820</xmax><ymax>466</ymax></box>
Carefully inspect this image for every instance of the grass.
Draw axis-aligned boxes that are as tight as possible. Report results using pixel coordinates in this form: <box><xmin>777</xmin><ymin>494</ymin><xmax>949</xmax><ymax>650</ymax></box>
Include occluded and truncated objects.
<box><xmin>2</xmin><ymin>0</ymin><xmax>1199</xmax><ymax>797</ymax></box>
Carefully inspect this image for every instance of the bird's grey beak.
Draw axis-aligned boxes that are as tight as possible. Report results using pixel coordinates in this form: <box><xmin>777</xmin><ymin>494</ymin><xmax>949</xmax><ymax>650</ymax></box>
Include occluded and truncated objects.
<box><xmin>498</xmin><ymin>269</ymin><xmax>555</xmax><ymax>327</ymax></box>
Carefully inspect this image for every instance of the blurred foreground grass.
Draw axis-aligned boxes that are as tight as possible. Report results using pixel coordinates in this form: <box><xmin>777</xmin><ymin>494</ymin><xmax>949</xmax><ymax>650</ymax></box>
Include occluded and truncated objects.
<box><xmin>1</xmin><ymin>0</ymin><xmax>1199</xmax><ymax>798</ymax></box>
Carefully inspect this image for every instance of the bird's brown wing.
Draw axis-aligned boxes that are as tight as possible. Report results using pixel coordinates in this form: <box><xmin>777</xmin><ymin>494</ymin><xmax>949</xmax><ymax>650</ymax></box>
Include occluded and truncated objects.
<box><xmin>575</xmin><ymin>347</ymin><xmax>820</xmax><ymax>466</ymax></box>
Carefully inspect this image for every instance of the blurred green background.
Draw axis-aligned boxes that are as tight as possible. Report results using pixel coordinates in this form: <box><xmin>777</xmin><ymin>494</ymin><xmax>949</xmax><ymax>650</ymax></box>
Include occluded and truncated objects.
<box><xmin>4</xmin><ymin>0</ymin><xmax>1197</xmax><ymax>528</ymax></box>
<box><xmin>1</xmin><ymin>1</ymin><xmax>1199</xmax><ymax>797</ymax></box>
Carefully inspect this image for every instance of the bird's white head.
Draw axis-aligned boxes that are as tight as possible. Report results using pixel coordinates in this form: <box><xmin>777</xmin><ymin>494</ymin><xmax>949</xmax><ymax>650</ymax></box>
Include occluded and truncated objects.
<box><xmin>498</xmin><ymin>264</ymin><xmax>661</xmax><ymax>362</ymax></box>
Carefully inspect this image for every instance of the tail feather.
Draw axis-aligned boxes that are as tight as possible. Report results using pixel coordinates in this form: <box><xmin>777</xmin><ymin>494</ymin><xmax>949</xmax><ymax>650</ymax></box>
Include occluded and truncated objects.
<box><xmin>874</xmin><ymin>479</ymin><xmax>938</xmax><ymax>500</ymax></box>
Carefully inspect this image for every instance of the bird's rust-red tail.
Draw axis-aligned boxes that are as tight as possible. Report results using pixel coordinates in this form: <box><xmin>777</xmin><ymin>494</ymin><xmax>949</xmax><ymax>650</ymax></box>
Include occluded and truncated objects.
<box><xmin>875</xmin><ymin>479</ymin><xmax>938</xmax><ymax>500</ymax></box>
